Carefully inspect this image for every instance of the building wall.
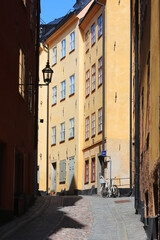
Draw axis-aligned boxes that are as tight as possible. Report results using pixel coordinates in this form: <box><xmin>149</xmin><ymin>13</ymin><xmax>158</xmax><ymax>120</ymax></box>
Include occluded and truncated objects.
<box><xmin>81</xmin><ymin>0</ymin><xmax>130</xmax><ymax>192</ymax></box>
<box><xmin>0</xmin><ymin>0</ymin><xmax>38</xmax><ymax>219</ymax></box>
<box><xmin>105</xmin><ymin>0</ymin><xmax>130</xmax><ymax>188</ymax></box>
<box><xmin>38</xmin><ymin>45</ymin><xmax>48</xmax><ymax>191</ymax></box>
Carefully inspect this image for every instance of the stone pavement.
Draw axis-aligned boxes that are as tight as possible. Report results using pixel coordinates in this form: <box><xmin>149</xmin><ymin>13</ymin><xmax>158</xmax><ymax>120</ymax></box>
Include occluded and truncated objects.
<box><xmin>0</xmin><ymin>195</ymin><xmax>147</xmax><ymax>240</ymax></box>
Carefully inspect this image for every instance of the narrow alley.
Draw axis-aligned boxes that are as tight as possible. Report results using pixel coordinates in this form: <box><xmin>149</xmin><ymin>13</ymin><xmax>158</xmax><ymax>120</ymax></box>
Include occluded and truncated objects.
<box><xmin>0</xmin><ymin>195</ymin><xmax>147</xmax><ymax>240</ymax></box>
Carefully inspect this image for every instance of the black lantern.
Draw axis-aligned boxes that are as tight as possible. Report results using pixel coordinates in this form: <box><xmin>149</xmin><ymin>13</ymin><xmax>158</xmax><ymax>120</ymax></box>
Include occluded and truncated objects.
<box><xmin>42</xmin><ymin>61</ymin><xmax>53</xmax><ymax>84</ymax></box>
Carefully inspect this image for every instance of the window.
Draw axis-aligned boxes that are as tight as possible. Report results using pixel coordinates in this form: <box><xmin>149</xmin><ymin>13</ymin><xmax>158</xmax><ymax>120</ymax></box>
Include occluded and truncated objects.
<box><xmin>52</xmin><ymin>86</ymin><xmax>57</xmax><ymax>105</ymax></box>
<box><xmin>98</xmin><ymin>108</ymin><xmax>102</xmax><ymax>133</ymax></box>
<box><xmin>91</xmin><ymin>23</ymin><xmax>96</xmax><ymax>45</ymax></box>
<box><xmin>85</xmin><ymin>117</ymin><xmax>89</xmax><ymax>140</ymax></box>
<box><xmin>52</xmin><ymin>46</ymin><xmax>57</xmax><ymax>65</ymax></box>
<box><xmin>98</xmin><ymin>57</ymin><xmax>103</xmax><ymax>86</ymax></box>
<box><xmin>59</xmin><ymin>160</ymin><xmax>66</xmax><ymax>183</ymax></box>
<box><xmin>61</xmin><ymin>39</ymin><xmax>66</xmax><ymax>59</ymax></box>
<box><xmin>60</xmin><ymin>80</ymin><xmax>66</xmax><ymax>100</ymax></box>
<box><xmin>60</xmin><ymin>122</ymin><xmax>65</xmax><ymax>142</ymax></box>
<box><xmin>69</xmin><ymin>118</ymin><xmax>75</xmax><ymax>139</ymax></box>
<box><xmin>85</xmin><ymin>160</ymin><xmax>89</xmax><ymax>184</ymax></box>
<box><xmin>69</xmin><ymin>74</ymin><xmax>75</xmax><ymax>96</ymax></box>
<box><xmin>91</xmin><ymin>157</ymin><xmax>95</xmax><ymax>182</ymax></box>
<box><xmin>85</xmin><ymin>70</ymin><xmax>90</xmax><ymax>97</ymax></box>
<box><xmin>91</xmin><ymin>113</ymin><xmax>96</xmax><ymax>137</ymax></box>
<box><xmin>85</xmin><ymin>30</ymin><xmax>89</xmax><ymax>52</ymax></box>
<box><xmin>91</xmin><ymin>64</ymin><xmax>96</xmax><ymax>92</ymax></box>
<box><xmin>70</xmin><ymin>31</ymin><xmax>75</xmax><ymax>52</ymax></box>
<box><xmin>51</xmin><ymin>126</ymin><xmax>56</xmax><ymax>145</ymax></box>
<box><xmin>28</xmin><ymin>72</ymin><xmax>32</xmax><ymax>112</ymax></box>
<box><xmin>98</xmin><ymin>15</ymin><xmax>103</xmax><ymax>38</ymax></box>
<box><xmin>19</xmin><ymin>48</ymin><xmax>25</xmax><ymax>98</ymax></box>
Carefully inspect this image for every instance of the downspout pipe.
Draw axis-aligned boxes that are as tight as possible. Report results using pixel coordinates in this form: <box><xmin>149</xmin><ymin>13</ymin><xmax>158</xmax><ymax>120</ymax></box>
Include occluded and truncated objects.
<box><xmin>135</xmin><ymin>0</ymin><xmax>139</xmax><ymax>214</ymax></box>
<box><xmin>95</xmin><ymin>0</ymin><xmax>106</xmax><ymax>177</ymax></box>
<box><xmin>130</xmin><ymin>0</ymin><xmax>132</xmax><ymax>191</ymax></box>
<box><xmin>42</xmin><ymin>42</ymin><xmax>49</xmax><ymax>63</ymax></box>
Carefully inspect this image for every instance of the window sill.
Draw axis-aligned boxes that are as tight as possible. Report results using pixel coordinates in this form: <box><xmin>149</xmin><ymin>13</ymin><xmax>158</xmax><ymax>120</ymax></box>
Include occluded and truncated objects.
<box><xmin>85</xmin><ymin>94</ymin><xmax>89</xmax><ymax>99</ymax></box>
<box><xmin>60</xmin><ymin>56</ymin><xmax>66</xmax><ymax>61</ymax></box>
<box><xmin>85</xmin><ymin>138</ymin><xmax>89</xmax><ymax>141</ymax></box>
<box><xmin>69</xmin><ymin>136</ymin><xmax>74</xmax><ymax>141</ymax></box>
<box><xmin>98</xmin><ymin>83</ymin><xmax>102</xmax><ymax>88</ymax></box>
<box><xmin>86</xmin><ymin>49</ymin><xmax>89</xmax><ymax>54</ymax></box>
<box><xmin>52</xmin><ymin>103</ymin><xmax>57</xmax><ymax>107</ymax></box>
<box><xmin>51</xmin><ymin>144</ymin><xmax>56</xmax><ymax>147</ymax></box>
<box><xmin>52</xmin><ymin>62</ymin><xmax>57</xmax><ymax>67</ymax></box>
<box><xmin>60</xmin><ymin>140</ymin><xmax>65</xmax><ymax>144</ymax></box>
<box><xmin>60</xmin><ymin>98</ymin><xmax>65</xmax><ymax>103</ymax></box>
<box><xmin>91</xmin><ymin>42</ymin><xmax>96</xmax><ymax>47</ymax></box>
<box><xmin>91</xmin><ymin>180</ymin><xmax>95</xmax><ymax>183</ymax></box>
<box><xmin>84</xmin><ymin>182</ymin><xmax>89</xmax><ymax>185</ymax></box>
<box><xmin>91</xmin><ymin>89</ymin><xmax>95</xmax><ymax>94</ymax></box>
<box><xmin>69</xmin><ymin>49</ymin><xmax>75</xmax><ymax>54</ymax></box>
<box><xmin>98</xmin><ymin>34</ymin><xmax>103</xmax><ymax>40</ymax></box>
<box><xmin>69</xmin><ymin>93</ymin><xmax>75</xmax><ymax>98</ymax></box>
<box><xmin>91</xmin><ymin>134</ymin><xmax>95</xmax><ymax>138</ymax></box>
<box><xmin>98</xmin><ymin>131</ymin><xmax>102</xmax><ymax>135</ymax></box>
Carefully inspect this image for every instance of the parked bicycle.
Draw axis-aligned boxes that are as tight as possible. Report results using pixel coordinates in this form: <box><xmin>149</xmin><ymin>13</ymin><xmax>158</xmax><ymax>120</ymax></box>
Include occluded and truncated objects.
<box><xmin>100</xmin><ymin>176</ymin><xmax>120</xmax><ymax>198</ymax></box>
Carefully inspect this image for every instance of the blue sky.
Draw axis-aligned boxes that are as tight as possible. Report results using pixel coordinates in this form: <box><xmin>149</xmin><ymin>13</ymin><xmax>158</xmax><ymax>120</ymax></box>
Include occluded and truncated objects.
<box><xmin>41</xmin><ymin>0</ymin><xmax>76</xmax><ymax>24</ymax></box>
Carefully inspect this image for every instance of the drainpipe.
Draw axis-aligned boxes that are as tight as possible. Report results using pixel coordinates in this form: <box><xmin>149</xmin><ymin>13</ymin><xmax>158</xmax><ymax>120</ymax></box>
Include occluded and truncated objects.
<box><xmin>135</xmin><ymin>0</ymin><xmax>139</xmax><ymax>214</ymax></box>
<box><xmin>42</xmin><ymin>42</ymin><xmax>49</xmax><ymax>194</ymax></box>
<box><xmin>34</xmin><ymin>0</ymin><xmax>40</xmax><ymax>198</ymax></box>
<box><xmin>95</xmin><ymin>0</ymin><xmax>106</xmax><ymax>177</ymax></box>
<box><xmin>130</xmin><ymin>0</ymin><xmax>132</xmax><ymax>191</ymax></box>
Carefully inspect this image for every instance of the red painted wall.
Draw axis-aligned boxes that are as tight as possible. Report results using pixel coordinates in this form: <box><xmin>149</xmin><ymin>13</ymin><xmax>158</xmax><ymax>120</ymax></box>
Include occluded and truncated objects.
<box><xmin>0</xmin><ymin>0</ymin><xmax>38</xmax><ymax>216</ymax></box>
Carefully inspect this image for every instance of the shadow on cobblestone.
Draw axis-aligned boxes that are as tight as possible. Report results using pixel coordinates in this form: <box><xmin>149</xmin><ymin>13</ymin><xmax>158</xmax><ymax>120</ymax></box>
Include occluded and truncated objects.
<box><xmin>0</xmin><ymin>196</ymin><xmax>88</xmax><ymax>240</ymax></box>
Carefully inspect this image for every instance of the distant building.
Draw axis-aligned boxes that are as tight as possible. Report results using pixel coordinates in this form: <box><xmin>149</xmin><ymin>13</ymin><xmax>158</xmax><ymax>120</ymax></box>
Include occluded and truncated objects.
<box><xmin>38</xmin><ymin>0</ymin><xmax>130</xmax><ymax>195</ymax></box>
<box><xmin>0</xmin><ymin>0</ymin><xmax>40</xmax><ymax>222</ymax></box>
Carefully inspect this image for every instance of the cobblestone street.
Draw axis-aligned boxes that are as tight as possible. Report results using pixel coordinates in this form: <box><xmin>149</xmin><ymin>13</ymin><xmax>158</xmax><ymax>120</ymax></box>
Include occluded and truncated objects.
<box><xmin>0</xmin><ymin>195</ymin><xmax>147</xmax><ymax>240</ymax></box>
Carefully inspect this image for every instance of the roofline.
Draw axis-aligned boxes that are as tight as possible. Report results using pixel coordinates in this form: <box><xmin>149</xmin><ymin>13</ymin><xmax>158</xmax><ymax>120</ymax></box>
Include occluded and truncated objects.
<box><xmin>43</xmin><ymin>11</ymin><xmax>76</xmax><ymax>42</ymax></box>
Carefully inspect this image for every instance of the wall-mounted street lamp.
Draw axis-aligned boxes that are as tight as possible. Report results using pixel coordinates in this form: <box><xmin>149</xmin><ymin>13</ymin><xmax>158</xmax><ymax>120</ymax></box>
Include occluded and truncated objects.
<box><xmin>42</xmin><ymin>61</ymin><xmax>53</xmax><ymax>84</ymax></box>
<box><xmin>41</xmin><ymin>45</ymin><xmax>53</xmax><ymax>194</ymax></box>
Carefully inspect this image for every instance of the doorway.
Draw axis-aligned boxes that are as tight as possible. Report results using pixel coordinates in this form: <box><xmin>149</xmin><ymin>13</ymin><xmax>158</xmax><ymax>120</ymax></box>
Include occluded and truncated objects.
<box><xmin>69</xmin><ymin>157</ymin><xmax>75</xmax><ymax>194</ymax></box>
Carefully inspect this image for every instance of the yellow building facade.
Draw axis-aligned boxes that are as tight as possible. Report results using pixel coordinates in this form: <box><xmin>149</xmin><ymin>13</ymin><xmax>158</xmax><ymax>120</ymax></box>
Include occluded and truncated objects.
<box><xmin>38</xmin><ymin>0</ymin><xmax>130</xmax><ymax>195</ymax></box>
<box><xmin>80</xmin><ymin>0</ymin><xmax>130</xmax><ymax>193</ymax></box>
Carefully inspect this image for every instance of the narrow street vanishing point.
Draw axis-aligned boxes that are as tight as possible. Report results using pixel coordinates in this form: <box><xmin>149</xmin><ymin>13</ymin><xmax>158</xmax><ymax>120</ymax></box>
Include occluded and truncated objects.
<box><xmin>0</xmin><ymin>195</ymin><xmax>147</xmax><ymax>240</ymax></box>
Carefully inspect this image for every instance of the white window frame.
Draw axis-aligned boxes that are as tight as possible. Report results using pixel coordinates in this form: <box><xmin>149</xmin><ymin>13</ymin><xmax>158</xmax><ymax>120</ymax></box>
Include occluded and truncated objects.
<box><xmin>69</xmin><ymin>118</ymin><xmax>75</xmax><ymax>139</ymax></box>
<box><xmin>98</xmin><ymin>57</ymin><xmax>103</xmax><ymax>86</ymax></box>
<box><xmin>52</xmin><ymin>86</ymin><xmax>57</xmax><ymax>105</ymax></box>
<box><xmin>60</xmin><ymin>122</ymin><xmax>65</xmax><ymax>142</ymax></box>
<box><xmin>85</xmin><ymin>117</ymin><xmax>89</xmax><ymax>140</ymax></box>
<box><xmin>60</xmin><ymin>80</ymin><xmax>66</xmax><ymax>100</ymax></box>
<box><xmin>70</xmin><ymin>31</ymin><xmax>75</xmax><ymax>52</ymax></box>
<box><xmin>86</xmin><ymin>70</ymin><xmax>90</xmax><ymax>97</ymax></box>
<box><xmin>61</xmin><ymin>39</ymin><xmax>66</xmax><ymax>59</ymax></box>
<box><xmin>69</xmin><ymin>74</ymin><xmax>75</xmax><ymax>96</ymax></box>
<box><xmin>91</xmin><ymin>113</ymin><xmax>96</xmax><ymax>137</ymax></box>
<box><xmin>91</xmin><ymin>64</ymin><xmax>96</xmax><ymax>92</ymax></box>
<box><xmin>51</xmin><ymin>126</ymin><xmax>56</xmax><ymax>145</ymax></box>
<box><xmin>52</xmin><ymin>46</ymin><xmax>57</xmax><ymax>65</ymax></box>
<box><xmin>91</xmin><ymin>23</ymin><xmax>96</xmax><ymax>45</ymax></box>
<box><xmin>98</xmin><ymin>15</ymin><xmax>103</xmax><ymax>38</ymax></box>
<box><xmin>98</xmin><ymin>108</ymin><xmax>102</xmax><ymax>133</ymax></box>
